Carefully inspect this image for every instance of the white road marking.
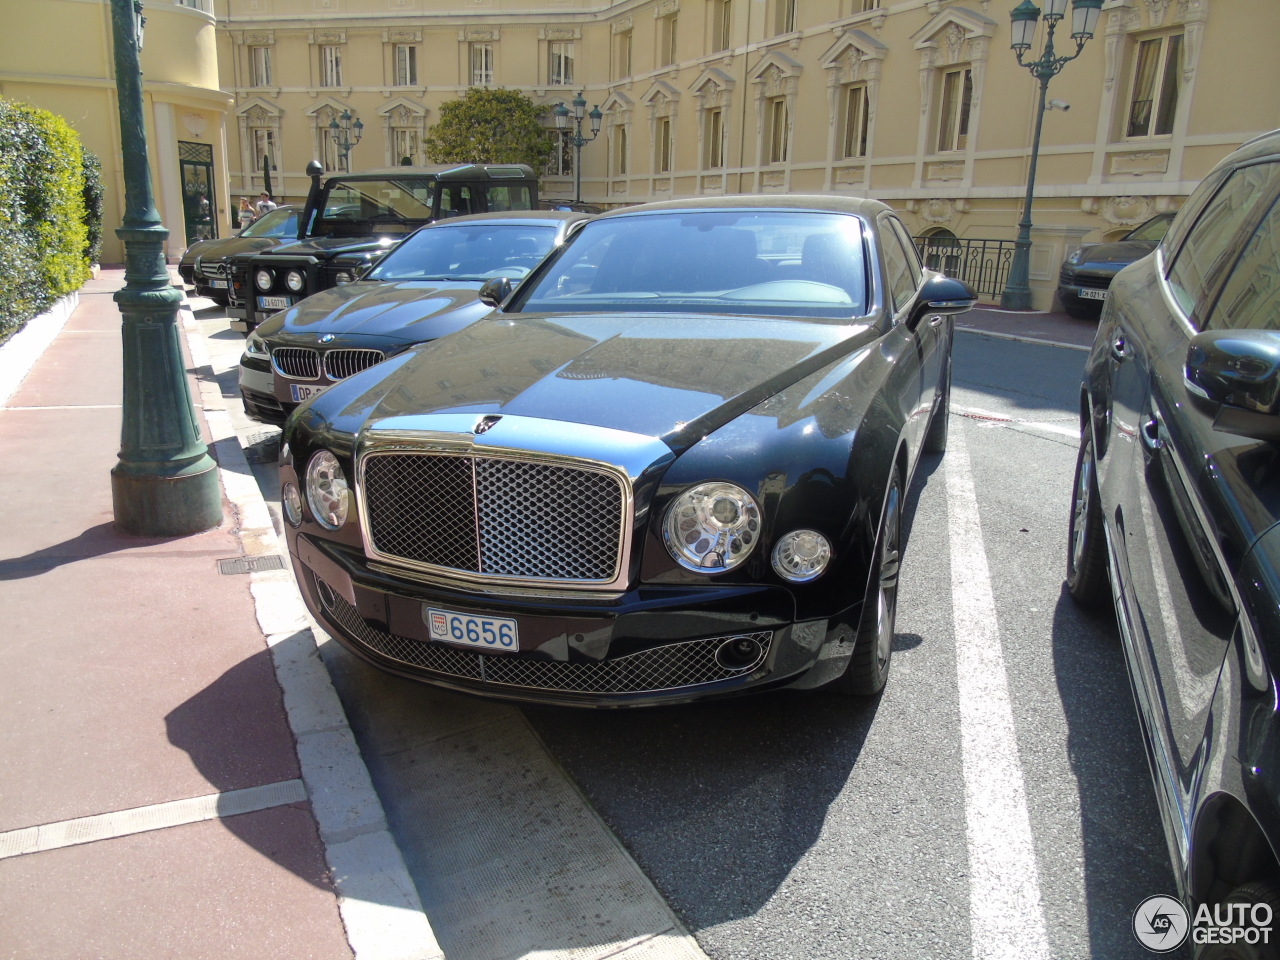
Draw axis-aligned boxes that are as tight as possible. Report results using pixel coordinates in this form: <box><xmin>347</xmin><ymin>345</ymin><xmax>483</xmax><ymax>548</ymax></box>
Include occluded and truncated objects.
<box><xmin>946</xmin><ymin>431</ymin><xmax>1053</xmax><ymax>960</ymax></box>
<box><xmin>0</xmin><ymin>779</ymin><xmax>307</xmax><ymax>860</ymax></box>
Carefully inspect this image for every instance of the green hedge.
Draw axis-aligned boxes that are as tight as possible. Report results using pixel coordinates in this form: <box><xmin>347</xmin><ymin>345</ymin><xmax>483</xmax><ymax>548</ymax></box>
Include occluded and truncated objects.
<box><xmin>0</xmin><ymin>98</ymin><xmax>92</xmax><ymax>341</ymax></box>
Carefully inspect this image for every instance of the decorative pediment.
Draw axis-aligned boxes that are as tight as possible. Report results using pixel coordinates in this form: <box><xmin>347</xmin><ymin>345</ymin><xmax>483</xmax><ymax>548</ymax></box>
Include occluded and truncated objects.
<box><xmin>304</xmin><ymin>97</ymin><xmax>352</xmax><ymax>119</ymax></box>
<box><xmin>911</xmin><ymin>7</ymin><xmax>996</xmax><ymax>66</ymax></box>
<box><xmin>640</xmin><ymin>80</ymin><xmax>682</xmax><ymax>110</ymax></box>
<box><xmin>600</xmin><ymin>90</ymin><xmax>634</xmax><ymax>120</ymax></box>
<box><xmin>749</xmin><ymin>51</ymin><xmax>802</xmax><ymax>98</ymax></box>
<box><xmin>236</xmin><ymin>96</ymin><xmax>282</xmax><ymax>120</ymax></box>
<box><xmin>820</xmin><ymin>30</ymin><xmax>888</xmax><ymax>83</ymax></box>
<box><xmin>377</xmin><ymin>97</ymin><xmax>427</xmax><ymax>119</ymax></box>
<box><xmin>690</xmin><ymin>67</ymin><xmax>735</xmax><ymax>105</ymax></box>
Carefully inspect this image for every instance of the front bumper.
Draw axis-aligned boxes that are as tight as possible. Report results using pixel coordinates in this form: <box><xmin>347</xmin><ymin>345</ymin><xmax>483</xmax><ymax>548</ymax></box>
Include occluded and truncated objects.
<box><xmin>288</xmin><ymin>532</ymin><xmax>857</xmax><ymax>708</ymax></box>
<box><xmin>239</xmin><ymin>355</ymin><xmax>292</xmax><ymax>425</ymax></box>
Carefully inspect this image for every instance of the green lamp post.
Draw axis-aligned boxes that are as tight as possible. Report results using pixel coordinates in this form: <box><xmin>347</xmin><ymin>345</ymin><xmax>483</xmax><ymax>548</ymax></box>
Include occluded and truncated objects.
<box><xmin>552</xmin><ymin>92</ymin><xmax>603</xmax><ymax>204</ymax></box>
<box><xmin>999</xmin><ymin>0</ymin><xmax>1103</xmax><ymax>311</ymax></box>
<box><xmin>109</xmin><ymin>0</ymin><xmax>222</xmax><ymax>535</ymax></box>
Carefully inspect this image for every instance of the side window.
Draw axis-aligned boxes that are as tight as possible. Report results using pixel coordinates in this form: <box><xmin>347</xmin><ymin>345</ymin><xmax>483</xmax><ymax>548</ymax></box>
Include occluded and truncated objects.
<box><xmin>1205</xmin><ymin>191</ymin><xmax>1280</xmax><ymax>332</ymax></box>
<box><xmin>877</xmin><ymin>219</ymin><xmax>918</xmax><ymax>313</ymax></box>
<box><xmin>890</xmin><ymin>217</ymin><xmax>924</xmax><ymax>277</ymax></box>
<box><xmin>487</xmin><ymin>184</ymin><xmax>533</xmax><ymax>212</ymax></box>
<box><xmin>1166</xmin><ymin>162</ymin><xmax>1280</xmax><ymax>322</ymax></box>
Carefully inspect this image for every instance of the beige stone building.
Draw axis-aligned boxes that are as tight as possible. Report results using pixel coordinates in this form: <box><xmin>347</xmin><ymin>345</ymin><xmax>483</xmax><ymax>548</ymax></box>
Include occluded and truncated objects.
<box><xmin>4</xmin><ymin>0</ymin><xmax>1277</xmax><ymax>307</ymax></box>
<box><xmin>0</xmin><ymin>0</ymin><xmax>230</xmax><ymax>265</ymax></box>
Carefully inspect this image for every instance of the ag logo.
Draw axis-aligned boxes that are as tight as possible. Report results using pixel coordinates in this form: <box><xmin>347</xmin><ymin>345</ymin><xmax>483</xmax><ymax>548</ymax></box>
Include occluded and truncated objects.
<box><xmin>1133</xmin><ymin>895</ymin><xmax>1190</xmax><ymax>952</ymax></box>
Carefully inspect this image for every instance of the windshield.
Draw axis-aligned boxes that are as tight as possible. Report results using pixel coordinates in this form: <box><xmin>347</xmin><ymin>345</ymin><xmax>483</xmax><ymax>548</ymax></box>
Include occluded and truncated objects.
<box><xmin>367</xmin><ymin>222</ymin><xmax>558</xmax><ymax>282</ymax></box>
<box><xmin>513</xmin><ymin>211</ymin><xmax>871</xmax><ymax>319</ymax></box>
<box><xmin>1125</xmin><ymin>214</ymin><xmax>1173</xmax><ymax>243</ymax></box>
<box><xmin>240</xmin><ymin>207</ymin><xmax>297</xmax><ymax>238</ymax></box>
<box><xmin>321</xmin><ymin>178</ymin><xmax>437</xmax><ymax>223</ymax></box>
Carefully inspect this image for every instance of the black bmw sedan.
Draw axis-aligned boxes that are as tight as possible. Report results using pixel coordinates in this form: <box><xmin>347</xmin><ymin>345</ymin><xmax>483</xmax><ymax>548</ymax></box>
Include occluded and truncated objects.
<box><xmin>1067</xmin><ymin>129</ymin><xmax>1280</xmax><ymax>952</ymax></box>
<box><xmin>280</xmin><ymin>196</ymin><xmax>975</xmax><ymax>707</ymax></box>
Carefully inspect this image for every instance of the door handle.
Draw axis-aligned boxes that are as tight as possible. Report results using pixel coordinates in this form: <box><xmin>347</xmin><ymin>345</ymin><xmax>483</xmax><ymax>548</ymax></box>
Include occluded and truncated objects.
<box><xmin>928</xmin><ymin>314</ymin><xmax>944</xmax><ymax>326</ymax></box>
<box><xmin>1111</xmin><ymin>336</ymin><xmax>1128</xmax><ymax>361</ymax></box>
<box><xmin>1140</xmin><ymin>418</ymin><xmax>1164</xmax><ymax>451</ymax></box>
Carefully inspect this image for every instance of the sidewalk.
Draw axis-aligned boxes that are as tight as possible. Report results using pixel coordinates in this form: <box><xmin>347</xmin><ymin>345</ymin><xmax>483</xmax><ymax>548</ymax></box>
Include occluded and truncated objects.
<box><xmin>0</xmin><ymin>271</ymin><xmax>438</xmax><ymax>960</ymax></box>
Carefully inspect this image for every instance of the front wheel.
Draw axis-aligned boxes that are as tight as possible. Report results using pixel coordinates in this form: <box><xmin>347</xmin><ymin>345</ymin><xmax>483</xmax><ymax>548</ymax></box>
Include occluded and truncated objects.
<box><xmin>1067</xmin><ymin>430</ymin><xmax>1109</xmax><ymax>606</ymax></box>
<box><xmin>831</xmin><ymin>466</ymin><xmax>902</xmax><ymax>697</ymax></box>
<box><xmin>1195</xmin><ymin>883</ymin><xmax>1280</xmax><ymax>960</ymax></box>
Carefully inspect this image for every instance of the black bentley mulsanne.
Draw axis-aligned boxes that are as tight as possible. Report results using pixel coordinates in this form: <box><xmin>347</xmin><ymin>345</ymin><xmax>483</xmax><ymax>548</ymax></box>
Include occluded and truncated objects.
<box><xmin>279</xmin><ymin>196</ymin><xmax>976</xmax><ymax>707</ymax></box>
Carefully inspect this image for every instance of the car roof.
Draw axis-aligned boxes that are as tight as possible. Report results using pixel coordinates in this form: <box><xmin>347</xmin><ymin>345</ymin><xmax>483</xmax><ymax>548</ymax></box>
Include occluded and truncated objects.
<box><xmin>418</xmin><ymin>210</ymin><xmax>590</xmax><ymax>227</ymax></box>
<box><xmin>594</xmin><ymin>194</ymin><xmax>895</xmax><ymax>220</ymax></box>
<box><xmin>1211</xmin><ymin>127</ymin><xmax>1280</xmax><ymax>173</ymax></box>
<box><xmin>325</xmin><ymin>164</ymin><xmax>535</xmax><ymax>182</ymax></box>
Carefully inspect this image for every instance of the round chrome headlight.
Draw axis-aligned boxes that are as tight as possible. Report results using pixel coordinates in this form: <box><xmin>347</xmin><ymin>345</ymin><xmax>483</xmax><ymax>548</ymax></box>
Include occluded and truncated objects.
<box><xmin>285</xmin><ymin>268</ymin><xmax>306</xmax><ymax>292</ymax></box>
<box><xmin>304</xmin><ymin>450</ymin><xmax>350</xmax><ymax>530</ymax></box>
<box><xmin>663</xmin><ymin>482</ymin><xmax>760</xmax><ymax>573</ymax></box>
<box><xmin>334</xmin><ymin>270</ymin><xmax>354</xmax><ymax>284</ymax></box>
<box><xmin>772</xmin><ymin>529</ymin><xmax>832</xmax><ymax>583</ymax></box>
<box><xmin>254</xmin><ymin>268</ymin><xmax>274</xmax><ymax>291</ymax></box>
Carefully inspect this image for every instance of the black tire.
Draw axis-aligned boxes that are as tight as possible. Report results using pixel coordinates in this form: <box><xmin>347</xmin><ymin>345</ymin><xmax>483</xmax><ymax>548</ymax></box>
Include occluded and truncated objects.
<box><xmin>832</xmin><ymin>466</ymin><xmax>902</xmax><ymax>697</ymax></box>
<box><xmin>1195</xmin><ymin>882</ymin><xmax>1280</xmax><ymax>960</ymax></box>
<box><xmin>923</xmin><ymin>358</ymin><xmax>951</xmax><ymax>455</ymax></box>
<box><xmin>1067</xmin><ymin>430</ymin><xmax>1110</xmax><ymax>606</ymax></box>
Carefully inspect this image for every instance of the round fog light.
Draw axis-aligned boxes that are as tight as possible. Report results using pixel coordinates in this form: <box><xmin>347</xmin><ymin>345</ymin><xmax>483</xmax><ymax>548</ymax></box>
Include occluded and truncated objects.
<box><xmin>254</xmin><ymin>268</ymin><xmax>274</xmax><ymax>292</ymax></box>
<box><xmin>285</xmin><ymin>268</ymin><xmax>305</xmax><ymax>292</ymax></box>
<box><xmin>772</xmin><ymin>529</ymin><xmax>832</xmax><ymax>583</ymax></box>
<box><xmin>282</xmin><ymin>481</ymin><xmax>303</xmax><ymax>526</ymax></box>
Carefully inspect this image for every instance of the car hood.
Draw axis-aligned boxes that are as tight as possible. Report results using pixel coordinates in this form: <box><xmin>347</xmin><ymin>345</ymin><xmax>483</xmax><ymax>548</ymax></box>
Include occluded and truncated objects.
<box><xmin>1073</xmin><ymin>238</ymin><xmax>1159</xmax><ymax>268</ymax></box>
<box><xmin>261</xmin><ymin>281</ymin><xmax>488</xmax><ymax>342</ymax></box>
<box><xmin>306</xmin><ymin>312</ymin><xmax>877</xmax><ymax>451</ymax></box>
<box><xmin>191</xmin><ymin>236</ymin><xmax>285</xmax><ymax>263</ymax></box>
<box><xmin>264</xmin><ymin>236</ymin><xmax>397</xmax><ymax>258</ymax></box>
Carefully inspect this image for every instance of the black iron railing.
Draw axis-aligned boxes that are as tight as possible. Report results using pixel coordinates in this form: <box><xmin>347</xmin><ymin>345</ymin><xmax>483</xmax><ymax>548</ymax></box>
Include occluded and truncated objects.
<box><xmin>914</xmin><ymin>236</ymin><xmax>1016</xmax><ymax>301</ymax></box>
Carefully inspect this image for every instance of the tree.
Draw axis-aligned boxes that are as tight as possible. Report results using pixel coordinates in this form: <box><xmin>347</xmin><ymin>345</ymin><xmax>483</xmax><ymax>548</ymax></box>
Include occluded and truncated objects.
<box><xmin>424</xmin><ymin>88</ymin><xmax>555</xmax><ymax>172</ymax></box>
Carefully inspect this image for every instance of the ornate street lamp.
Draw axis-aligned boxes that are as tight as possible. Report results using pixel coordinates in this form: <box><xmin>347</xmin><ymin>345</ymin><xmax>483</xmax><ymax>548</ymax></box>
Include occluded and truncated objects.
<box><xmin>108</xmin><ymin>0</ymin><xmax>221</xmax><ymax>535</ymax></box>
<box><xmin>552</xmin><ymin>91</ymin><xmax>603</xmax><ymax>204</ymax></box>
<box><xmin>999</xmin><ymin>0</ymin><xmax>1103</xmax><ymax>310</ymax></box>
<box><xmin>328</xmin><ymin>110</ymin><xmax>364</xmax><ymax>168</ymax></box>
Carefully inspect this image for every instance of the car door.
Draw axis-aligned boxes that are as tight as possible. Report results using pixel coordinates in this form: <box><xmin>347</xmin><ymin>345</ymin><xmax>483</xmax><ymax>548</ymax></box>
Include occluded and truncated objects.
<box><xmin>1114</xmin><ymin>158</ymin><xmax>1280</xmax><ymax>853</ymax></box>
<box><xmin>876</xmin><ymin>215</ymin><xmax>933</xmax><ymax>461</ymax></box>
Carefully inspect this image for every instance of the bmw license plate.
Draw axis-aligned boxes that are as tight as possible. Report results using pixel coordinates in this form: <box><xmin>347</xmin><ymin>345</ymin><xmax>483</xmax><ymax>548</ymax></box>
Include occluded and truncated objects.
<box><xmin>289</xmin><ymin>383</ymin><xmax>327</xmax><ymax>403</ymax></box>
<box><xmin>257</xmin><ymin>295</ymin><xmax>293</xmax><ymax>310</ymax></box>
<box><xmin>425</xmin><ymin>607</ymin><xmax>519</xmax><ymax>652</ymax></box>
<box><xmin>1078</xmin><ymin>288</ymin><xmax>1107</xmax><ymax>301</ymax></box>
<box><xmin>209</xmin><ymin>279</ymin><xmax>229</xmax><ymax>289</ymax></box>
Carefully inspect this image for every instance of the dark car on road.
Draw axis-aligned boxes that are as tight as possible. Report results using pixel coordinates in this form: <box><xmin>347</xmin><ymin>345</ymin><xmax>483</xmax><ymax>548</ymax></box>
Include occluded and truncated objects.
<box><xmin>229</xmin><ymin>162</ymin><xmax>540</xmax><ymax>334</ymax></box>
<box><xmin>1056</xmin><ymin>212</ymin><xmax>1175</xmax><ymax>318</ymax></box>
<box><xmin>177</xmin><ymin>205</ymin><xmax>299</xmax><ymax>305</ymax></box>
<box><xmin>1067</xmin><ymin>129</ymin><xmax>1280</xmax><ymax>951</ymax></box>
<box><xmin>238</xmin><ymin>210</ymin><xmax>588</xmax><ymax>426</ymax></box>
<box><xmin>278</xmin><ymin>195</ymin><xmax>976</xmax><ymax>708</ymax></box>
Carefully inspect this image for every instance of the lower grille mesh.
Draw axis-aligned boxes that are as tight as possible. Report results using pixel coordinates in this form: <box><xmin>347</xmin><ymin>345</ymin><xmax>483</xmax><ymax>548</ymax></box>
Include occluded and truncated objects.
<box><xmin>318</xmin><ymin>578</ymin><xmax>772</xmax><ymax>695</ymax></box>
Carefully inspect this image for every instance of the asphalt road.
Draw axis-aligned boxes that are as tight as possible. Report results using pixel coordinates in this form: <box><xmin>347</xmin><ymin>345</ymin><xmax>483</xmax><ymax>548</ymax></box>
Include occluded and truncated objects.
<box><xmin>190</xmin><ymin>299</ymin><xmax>1184</xmax><ymax>960</ymax></box>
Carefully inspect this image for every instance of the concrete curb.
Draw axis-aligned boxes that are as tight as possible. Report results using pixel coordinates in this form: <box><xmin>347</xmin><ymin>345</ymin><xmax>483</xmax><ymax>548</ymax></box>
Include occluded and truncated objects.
<box><xmin>0</xmin><ymin>289</ymin><xmax>80</xmax><ymax>406</ymax></box>
<box><xmin>180</xmin><ymin>299</ymin><xmax>444</xmax><ymax>960</ymax></box>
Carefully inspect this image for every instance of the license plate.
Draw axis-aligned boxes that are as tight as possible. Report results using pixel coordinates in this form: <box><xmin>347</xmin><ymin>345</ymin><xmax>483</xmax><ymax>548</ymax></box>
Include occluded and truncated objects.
<box><xmin>257</xmin><ymin>295</ymin><xmax>293</xmax><ymax>310</ymax></box>
<box><xmin>289</xmin><ymin>383</ymin><xmax>328</xmax><ymax>403</ymax></box>
<box><xmin>425</xmin><ymin>607</ymin><xmax>519</xmax><ymax>652</ymax></box>
<box><xmin>1078</xmin><ymin>288</ymin><xmax>1107</xmax><ymax>301</ymax></box>
<box><xmin>209</xmin><ymin>279</ymin><xmax>228</xmax><ymax>289</ymax></box>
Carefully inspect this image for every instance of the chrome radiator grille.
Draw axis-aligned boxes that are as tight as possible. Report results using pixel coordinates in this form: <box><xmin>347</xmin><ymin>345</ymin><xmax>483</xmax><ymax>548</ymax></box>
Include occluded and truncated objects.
<box><xmin>325</xmin><ymin>349</ymin><xmax>384</xmax><ymax>380</ymax></box>
<box><xmin>318</xmin><ymin>579</ymin><xmax>772</xmax><ymax>695</ymax></box>
<box><xmin>361</xmin><ymin>452</ymin><xmax>625</xmax><ymax>583</ymax></box>
<box><xmin>272</xmin><ymin>347</ymin><xmax>319</xmax><ymax>379</ymax></box>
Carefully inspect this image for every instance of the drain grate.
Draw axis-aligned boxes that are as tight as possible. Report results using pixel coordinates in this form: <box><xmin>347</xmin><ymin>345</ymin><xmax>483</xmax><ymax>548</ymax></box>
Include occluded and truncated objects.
<box><xmin>217</xmin><ymin>555</ymin><xmax>287</xmax><ymax>575</ymax></box>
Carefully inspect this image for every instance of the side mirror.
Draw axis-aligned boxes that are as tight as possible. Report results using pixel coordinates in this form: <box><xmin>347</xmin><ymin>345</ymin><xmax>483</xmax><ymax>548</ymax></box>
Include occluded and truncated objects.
<box><xmin>1186</xmin><ymin>329</ymin><xmax>1280</xmax><ymax>441</ymax></box>
<box><xmin>478</xmin><ymin>276</ymin><xmax>513</xmax><ymax>308</ymax></box>
<box><xmin>909</xmin><ymin>275</ymin><xmax>978</xmax><ymax>328</ymax></box>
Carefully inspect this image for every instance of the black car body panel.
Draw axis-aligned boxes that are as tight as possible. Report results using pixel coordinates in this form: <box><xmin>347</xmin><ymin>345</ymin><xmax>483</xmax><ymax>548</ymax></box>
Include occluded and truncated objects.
<box><xmin>280</xmin><ymin>196</ymin><xmax>975</xmax><ymax>707</ymax></box>
<box><xmin>178</xmin><ymin>206</ymin><xmax>299</xmax><ymax>303</ymax></box>
<box><xmin>229</xmin><ymin>164</ymin><xmax>539</xmax><ymax>332</ymax></box>
<box><xmin>1071</xmin><ymin>129</ymin><xmax>1280</xmax><ymax>921</ymax></box>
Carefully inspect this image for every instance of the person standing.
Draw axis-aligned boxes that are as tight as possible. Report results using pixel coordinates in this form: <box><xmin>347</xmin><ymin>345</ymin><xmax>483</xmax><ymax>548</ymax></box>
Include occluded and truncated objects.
<box><xmin>256</xmin><ymin>192</ymin><xmax>277</xmax><ymax>217</ymax></box>
<box><xmin>238</xmin><ymin>197</ymin><xmax>254</xmax><ymax>230</ymax></box>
